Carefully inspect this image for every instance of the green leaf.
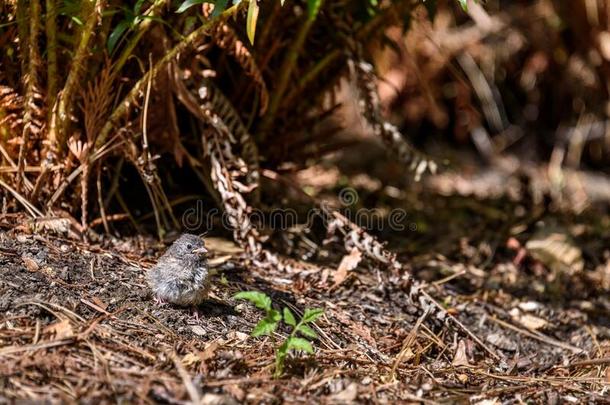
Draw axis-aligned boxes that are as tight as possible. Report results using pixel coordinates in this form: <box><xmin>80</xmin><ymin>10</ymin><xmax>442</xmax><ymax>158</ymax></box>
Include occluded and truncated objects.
<box><xmin>296</xmin><ymin>324</ymin><xmax>317</xmax><ymax>339</ymax></box>
<box><xmin>184</xmin><ymin>15</ymin><xmax>198</xmax><ymax>32</ymax></box>
<box><xmin>176</xmin><ymin>0</ymin><xmax>207</xmax><ymax>13</ymax></box>
<box><xmin>252</xmin><ymin>318</ymin><xmax>278</xmax><ymax>337</ymax></box>
<box><xmin>307</xmin><ymin>0</ymin><xmax>322</xmax><ymax>19</ymax></box>
<box><xmin>269</xmin><ymin>309</ymin><xmax>282</xmax><ymax>322</ymax></box>
<box><xmin>107</xmin><ymin>20</ymin><xmax>131</xmax><ymax>54</ymax></box>
<box><xmin>457</xmin><ymin>0</ymin><xmax>468</xmax><ymax>11</ymax></box>
<box><xmin>246</xmin><ymin>0</ymin><xmax>259</xmax><ymax>45</ymax></box>
<box><xmin>302</xmin><ymin>308</ymin><xmax>324</xmax><ymax>323</ymax></box>
<box><xmin>233</xmin><ymin>291</ymin><xmax>271</xmax><ymax>311</ymax></box>
<box><xmin>58</xmin><ymin>0</ymin><xmax>85</xmax><ymax>19</ymax></box>
<box><xmin>134</xmin><ymin>0</ymin><xmax>146</xmax><ymax>15</ymax></box>
<box><xmin>283</xmin><ymin>308</ymin><xmax>296</xmax><ymax>327</ymax></box>
<box><xmin>277</xmin><ymin>340</ymin><xmax>289</xmax><ymax>357</ymax></box>
<box><xmin>287</xmin><ymin>337</ymin><xmax>313</xmax><ymax>353</ymax></box>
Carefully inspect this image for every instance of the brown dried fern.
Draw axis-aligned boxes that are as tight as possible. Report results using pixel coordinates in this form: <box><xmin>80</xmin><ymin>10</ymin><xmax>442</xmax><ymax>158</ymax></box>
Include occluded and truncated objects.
<box><xmin>172</xmin><ymin>65</ymin><xmax>260</xmax><ymax>191</ymax></box>
<box><xmin>172</xmin><ymin>65</ymin><xmax>290</xmax><ymax>267</ymax></box>
<box><xmin>196</xmin><ymin>78</ymin><xmax>260</xmax><ymax>189</ymax></box>
<box><xmin>0</xmin><ymin>85</ymin><xmax>36</xmax><ymax>196</ymax></box>
<box><xmin>95</xmin><ymin>3</ymin><xmax>243</xmax><ymax>150</ymax></box>
<box><xmin>204</xmin><ymin>127</ymin><xmax>263</xmax><ymax>256</ymax></box>
<box><xmin>0</xmin><ymin>86</ymin><xmax>24</xmax><ymax>138</ymax></box>
<box><xmin>47</xmin><ymin>63</ymin><xmax>115</xmax><ymax>232</ymax></box>
<box><xmin>322</xmin><ymin>207</ymin><xmax>400</xmax><ymax>270</ymax></box>
<box><xmin>204</xmin><ymin>126</ymin><xmax>288</xmax><ymax>270</ymax></box>
<box><xmin>351</xmin><ymin>58</ymin><xmax>438</xmax><ymax>181</ymax></box>
<box><xmin>81</xmin><ymin>63</ymin><xmax>115</xmax><ymax>145</ymax></box>
<box><xmin>54</xmin><ymin>64</ymin><xmax>115</xmax><ymax>234</ymax></box>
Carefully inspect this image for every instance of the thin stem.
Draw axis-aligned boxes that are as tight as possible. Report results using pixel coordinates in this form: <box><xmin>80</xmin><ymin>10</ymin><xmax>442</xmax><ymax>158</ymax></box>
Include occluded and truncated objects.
<box><xmin>96</xmin><ymin>164</ymin><xmax>110</xmax><ymax>233</ymax></box>
<box><xmin>45</xmin><ymin>0</ymin><xmax>58</xmax><ymax>122</ymax></box>
<box><xmin>274</xmin><ymin>317</ymin><xmax>305</xmax><ymax>379</ymax></box>
<box><xmin>80</xmin><ymin>159</ymin><xmax>89</xmax><ymax>237</ymax></box>
<box><xmin>283</xmin><ymin>49</ymin><xmax>341</xmax><ymax>106</ymax></box>
<box><xmin>255</xmin><ymin>0</ymin><xmax>281</xmax><ymax>54</ymax></box>
<box><xmin>16</xmin><ymin>0</ymin><xmax>42</xmax><ymax>193</ymax></box>
<box><xmin>103</xmin><ymin>156</ymin><xmax>124</xmax><ymax>209</ymax></box>
<box><xmin>0</xmin><ymin>178</ymin><xmax>43</xmax><ymax>217</ymax></box>
<box><xmin>116</xmin><ymin>189</ymin><xmax>143</xmax><ymax>233</ymax></box>
<box><xmin>141</xmin><ymin>174</ymin><xmax>164</xmax><ymax>240</ymax></box>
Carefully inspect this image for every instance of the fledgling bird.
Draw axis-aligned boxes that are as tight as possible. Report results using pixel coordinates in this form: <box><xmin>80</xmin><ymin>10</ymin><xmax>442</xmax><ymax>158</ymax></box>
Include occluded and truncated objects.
<box><xmin>147</xmin><ymin>233</ymin><xmax>210</xmax><ymax>306</ymax></box>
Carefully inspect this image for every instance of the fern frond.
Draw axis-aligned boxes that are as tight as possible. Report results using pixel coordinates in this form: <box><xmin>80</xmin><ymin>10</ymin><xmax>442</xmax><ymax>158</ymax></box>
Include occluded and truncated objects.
<box><xmin>324</xmin><ymin>208</ymin><xmax>400</xmax><ymax>270</ymax></box>
<box><xmin>172</xmin><ymin>64</ymin><xmax>260</xmax><ymax>190</ymax></box>
<box><xmin>95</xmin><ymin>3</ymin><xmax>243</xmax><ymax>150</ymax></box>
<box><xmin>81</xmin><ymin>63</ymin><xmax>115</xmax><ymax>144</ymax></box>
<box><xmin>204</xmin><ymin>127</ymin><xmax>262</xmax><ymax>255</ymax></box>
<box><xmin>203</xmin><ymin>125</ymin><xmax>288</xmax><ymax>270</ymax></box>
<box><xmin>0</xmin><ymin>86</ymin><xmax>24</xmax><ymax>138</ymax></box>
<box><xmin>352</xmin><ymin>59</ymin><xmax>438</xmax><ymax>181</ymax></box>
<box><xmin>172</xmin><ymin>64</ymin><xmax>282</xmax><ymax>265</ymax></box>
<box><xmin>196</xmin><ymin>78</ymin><xmax>260</xmax><ymax>188</ymax></box>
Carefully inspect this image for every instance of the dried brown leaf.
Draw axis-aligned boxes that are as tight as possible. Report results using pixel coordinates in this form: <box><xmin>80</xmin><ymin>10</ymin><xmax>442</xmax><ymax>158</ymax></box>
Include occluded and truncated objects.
<box><xmin>333</xmin><ymin>247</ymin><xmax>362</xmax><ymax>287</ymax></box>
<box><xmin>452</xmin><ymin>339</ymin><xmax>470</xmax><ymax>366</ymax></box>
<box><xmin>46</xmin><ymin>319</ymin><xmax>74</xmax><ymax>340</ymax></box>
<box><xmin>525</xmin><ymin>229</ymin><xmax>584</xmax><ymax>275</ymax></box>
<box><xmin>22</xmin><ymin>256</ymin><xmax>39</xmax><ymax>272</ymax></box>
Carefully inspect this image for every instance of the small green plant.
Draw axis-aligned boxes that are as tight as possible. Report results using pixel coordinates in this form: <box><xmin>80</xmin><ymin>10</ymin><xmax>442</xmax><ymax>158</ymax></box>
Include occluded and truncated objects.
<box><xmin>233</xmin><ymin>291</ymin><xmax>324</xmax><ymax>378</ymax></box>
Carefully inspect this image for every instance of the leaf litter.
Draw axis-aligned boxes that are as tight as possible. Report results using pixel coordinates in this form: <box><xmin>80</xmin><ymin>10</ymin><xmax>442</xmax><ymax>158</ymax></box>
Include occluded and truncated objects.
<box><xmin>1</xmin><ymin>191</ymin><xmax>609</xmax><ymax>403</ymax></box>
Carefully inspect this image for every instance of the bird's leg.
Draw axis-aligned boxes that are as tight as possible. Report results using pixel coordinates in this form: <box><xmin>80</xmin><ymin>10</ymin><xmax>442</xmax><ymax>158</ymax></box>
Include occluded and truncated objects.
<box><xmin>154</xmin><ymin>296</ymin><xmax>167</xmax><ymax>306</ymax></box>
<box><xmin>190</xmin><ymin>306</ymin><xmax>201</xmax><ymax>322</ymax></box>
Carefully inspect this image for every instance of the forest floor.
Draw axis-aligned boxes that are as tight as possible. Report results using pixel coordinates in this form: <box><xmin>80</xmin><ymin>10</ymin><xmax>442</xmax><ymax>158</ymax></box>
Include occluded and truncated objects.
<box><xmin>1</xmin><ymin>154</ymin><xmax>610</xmax><ymax>403</ymax></box>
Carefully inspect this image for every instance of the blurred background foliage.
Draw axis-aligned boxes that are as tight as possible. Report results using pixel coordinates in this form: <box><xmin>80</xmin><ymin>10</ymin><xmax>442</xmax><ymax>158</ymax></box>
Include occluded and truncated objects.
<box><xmin>1</xmin><ymin>0</ymin><xmax>610</xmax><ymax>245</ymax></box>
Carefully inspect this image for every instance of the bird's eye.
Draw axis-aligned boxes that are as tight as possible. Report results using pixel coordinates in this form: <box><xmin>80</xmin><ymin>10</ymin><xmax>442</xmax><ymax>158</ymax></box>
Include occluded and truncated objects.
<box><xmin>186</xmin><ymin>244</ymin><xmax>192</xmax><ymax>250</ymax></box>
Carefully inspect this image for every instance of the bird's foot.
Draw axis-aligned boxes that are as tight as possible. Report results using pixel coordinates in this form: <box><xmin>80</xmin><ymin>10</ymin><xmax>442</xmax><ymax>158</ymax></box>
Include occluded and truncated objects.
<box><xmin>154</xmin><ymin>296</ymin><xmax>167</xmax><ymax>306</ymax></box>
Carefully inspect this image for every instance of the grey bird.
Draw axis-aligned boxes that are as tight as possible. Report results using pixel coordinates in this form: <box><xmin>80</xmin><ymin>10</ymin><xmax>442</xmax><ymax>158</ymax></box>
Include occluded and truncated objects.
<box><xmin>147</xmin><ymin>233</ymin><xmax>210</xmax><ymax>306</ymax></box>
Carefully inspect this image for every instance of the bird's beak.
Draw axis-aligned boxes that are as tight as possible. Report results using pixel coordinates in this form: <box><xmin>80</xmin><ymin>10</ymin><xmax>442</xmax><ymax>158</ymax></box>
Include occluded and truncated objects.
<box><xmin>192</xmin><ymin>246</ymin><xmax>208</xmax><ymax>255</ymax></box>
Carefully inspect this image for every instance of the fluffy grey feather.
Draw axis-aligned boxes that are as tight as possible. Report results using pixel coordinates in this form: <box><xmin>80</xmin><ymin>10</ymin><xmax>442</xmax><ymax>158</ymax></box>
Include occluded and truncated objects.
<box><xmin>147</xmin><ymin>233</ymin><xmax>210</xmax><ymax>306</ymax></box>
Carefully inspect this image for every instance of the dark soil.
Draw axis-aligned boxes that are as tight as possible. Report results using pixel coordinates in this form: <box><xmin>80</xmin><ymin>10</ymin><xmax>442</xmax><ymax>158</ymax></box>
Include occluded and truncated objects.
<box><xmin>1</xmin><ymin>184</ymin><xmax>609</xmax><ymax>404</ymax></box>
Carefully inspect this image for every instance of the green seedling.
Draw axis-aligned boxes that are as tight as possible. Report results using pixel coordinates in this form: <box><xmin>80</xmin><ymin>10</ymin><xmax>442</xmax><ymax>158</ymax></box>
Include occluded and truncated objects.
<box><xmin>233</xmin><ymin>291</ymin><xmax>323</xmax><ymax>378</ymax></box>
